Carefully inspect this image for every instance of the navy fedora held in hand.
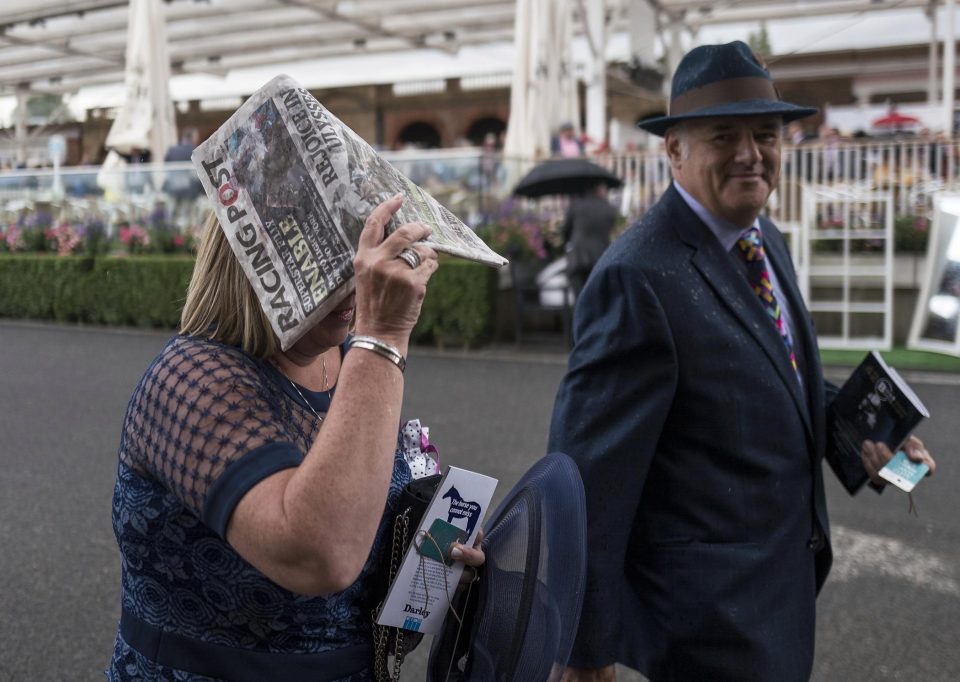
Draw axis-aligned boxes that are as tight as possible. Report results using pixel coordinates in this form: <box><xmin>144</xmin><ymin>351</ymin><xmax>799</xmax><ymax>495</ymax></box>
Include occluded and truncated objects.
<box><xmin>638</xmin><ymin>40</ymin><xmax>818</xmax><ymax>137</ymax></box>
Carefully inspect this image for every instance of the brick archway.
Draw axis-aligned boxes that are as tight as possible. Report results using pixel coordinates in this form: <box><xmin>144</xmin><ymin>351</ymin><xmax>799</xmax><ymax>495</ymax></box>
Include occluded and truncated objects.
<box><xmin>395</xmin><ymin>121</ymin><xmax>442</xmax><ymax>149</ymax></box>
<box><xmin>464</xmin><ymin>116</ymin><xmax>506</xmax><ymax>146</ymax></box>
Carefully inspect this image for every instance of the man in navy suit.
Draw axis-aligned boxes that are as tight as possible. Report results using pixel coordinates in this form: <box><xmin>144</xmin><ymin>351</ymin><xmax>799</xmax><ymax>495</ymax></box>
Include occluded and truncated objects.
<box><xmin>549</xmin><ymin>41</ymin><xmax>935</xmax><ymax>682</ymax></box>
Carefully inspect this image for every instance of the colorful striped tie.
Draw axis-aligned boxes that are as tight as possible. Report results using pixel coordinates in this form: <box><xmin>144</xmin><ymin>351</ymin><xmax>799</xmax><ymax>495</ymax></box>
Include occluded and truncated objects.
<box><xmin>736</xmin><ymin>226</ymin><xmax>802</xmax><ymax>386</ymax></box>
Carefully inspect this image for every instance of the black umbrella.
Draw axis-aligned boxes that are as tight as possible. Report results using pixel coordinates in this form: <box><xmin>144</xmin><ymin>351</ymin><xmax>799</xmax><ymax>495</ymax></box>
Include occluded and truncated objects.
<box><xmin>513</xmin><ymin>157</ymin><xmax>623</xmax><ymax>197</ymax></box>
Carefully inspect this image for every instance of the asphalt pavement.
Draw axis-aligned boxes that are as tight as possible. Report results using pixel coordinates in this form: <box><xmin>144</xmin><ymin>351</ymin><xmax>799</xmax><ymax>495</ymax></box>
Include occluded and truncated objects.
<box><xmin>0</xmin><ymin>320</ymin><xmax>957</xmax><ymax>681</ymax></box>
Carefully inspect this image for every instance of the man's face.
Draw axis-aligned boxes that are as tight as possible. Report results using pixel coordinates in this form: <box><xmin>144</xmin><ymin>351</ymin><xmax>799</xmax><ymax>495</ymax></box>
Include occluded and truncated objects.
<box><xmin>666</xmin><ymin>115</ymin><xmax>782</xmax><ymax>228</ymax></box>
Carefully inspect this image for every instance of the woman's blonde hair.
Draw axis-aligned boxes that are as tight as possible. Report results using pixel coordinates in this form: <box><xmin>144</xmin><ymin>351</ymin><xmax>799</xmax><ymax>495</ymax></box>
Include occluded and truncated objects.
<box><xmin>180</xmin><ymin>212</ymin><xmax>280</xmax><ymax>358</ymax></box>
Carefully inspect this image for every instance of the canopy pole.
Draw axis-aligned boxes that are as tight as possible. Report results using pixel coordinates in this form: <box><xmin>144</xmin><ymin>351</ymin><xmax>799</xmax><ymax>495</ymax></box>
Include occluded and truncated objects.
<box><xmin>944</xmin><ymin>0</ymin><xmax>956</xmax><ymax>134</ymax></box>
<box><xmin>583</xmin><ymin>0</ymin><xmax>607</xmax><ymax>151</ymax></box>
<box><xmin>928</xmin><ymin>0</ymin><xmax>939</xmax><ymax>107</ymax></box>
<box><xmin>629</xmin><ymin>0</ymin><xmax>657</xmax><ymax>67</ymax></box>
<box><xmin>664</xmin><ymin>21</ymin><xmax>685</xmax><ymax>103</ymax></box>
<box><xmin>15</xmin><ymin>85</ymin><xmax>27</xmax><ymax>167</ymax></box>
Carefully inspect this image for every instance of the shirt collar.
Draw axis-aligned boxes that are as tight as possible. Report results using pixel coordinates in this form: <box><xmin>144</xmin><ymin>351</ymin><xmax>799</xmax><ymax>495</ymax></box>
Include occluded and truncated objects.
<box><xmin>673</xmin><ymin>180</ymin><xmax>759</xmax><ymax>252</ymax></box>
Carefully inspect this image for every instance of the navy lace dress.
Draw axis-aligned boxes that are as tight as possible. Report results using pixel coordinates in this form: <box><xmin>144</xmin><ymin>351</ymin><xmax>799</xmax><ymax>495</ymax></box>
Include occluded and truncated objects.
<box><xmin>106</xmin><ymin>335</ymin><xmax>411</xmax><ymax>681</ymax></box>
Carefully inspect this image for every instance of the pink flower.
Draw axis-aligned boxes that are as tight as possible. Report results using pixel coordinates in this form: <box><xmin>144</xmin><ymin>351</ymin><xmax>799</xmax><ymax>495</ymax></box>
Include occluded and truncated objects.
<box><xmin>3</xmin><ymin>225</ymin><xmax>25</xmax><ymax>251</ymax></box>
<box><xmin>119</xmin><ymin>224</ymin><xmax>151</xmax><ymax>252</ymax></box>
<box><xmin>49</xmin><ymin>223</ymin><xmax>82</xmax><ymax>256</ymax></box>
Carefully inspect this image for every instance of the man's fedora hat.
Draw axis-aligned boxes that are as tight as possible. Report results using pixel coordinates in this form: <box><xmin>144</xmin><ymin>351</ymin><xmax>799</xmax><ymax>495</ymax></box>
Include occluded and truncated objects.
<box><xmin>638</xmin><ymin>41</ymin><xmax>818</xmax><ymax>137</ymax></box>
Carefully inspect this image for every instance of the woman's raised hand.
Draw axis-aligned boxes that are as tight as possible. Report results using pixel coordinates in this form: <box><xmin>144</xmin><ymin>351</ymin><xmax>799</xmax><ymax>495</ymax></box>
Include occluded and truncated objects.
<box><xmin>352</xmin><ymin>194</ymin><xmax>438</xmax><ymax>347</ymax></box>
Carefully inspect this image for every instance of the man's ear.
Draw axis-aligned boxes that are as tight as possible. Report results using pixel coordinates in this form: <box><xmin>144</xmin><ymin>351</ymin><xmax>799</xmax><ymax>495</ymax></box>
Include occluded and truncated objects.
<box><xmin>664</xmin><ymin>131</ymin><xmax>682</xmax><ymax>168</ymax></box>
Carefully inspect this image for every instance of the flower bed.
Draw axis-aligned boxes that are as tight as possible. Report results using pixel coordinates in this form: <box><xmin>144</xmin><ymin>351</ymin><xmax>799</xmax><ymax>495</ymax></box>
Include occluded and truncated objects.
<box><xmin>0</xmin><ymin>201</ymin><xmax>199</xmax><ymax>257</ymax></box>
<box><xmin>474</xmin><ymin>197</ymin><xmax>565</xmax><ymax>270</ymax></box>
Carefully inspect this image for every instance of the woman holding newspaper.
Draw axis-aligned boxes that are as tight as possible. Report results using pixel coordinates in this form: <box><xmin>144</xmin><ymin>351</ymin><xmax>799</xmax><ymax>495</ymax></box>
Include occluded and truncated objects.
<box><xmin>106</xmin><ymin>194</ymin><xmax>484</xmax><ymax>681</ymax></box>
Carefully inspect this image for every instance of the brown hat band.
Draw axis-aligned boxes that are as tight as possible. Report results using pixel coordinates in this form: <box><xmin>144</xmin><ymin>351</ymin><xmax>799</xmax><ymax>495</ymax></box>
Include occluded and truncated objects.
<box><xmin>669</xmin><ymin>76</ymin><xmax>779</xmax><ymax>116</ymax></box>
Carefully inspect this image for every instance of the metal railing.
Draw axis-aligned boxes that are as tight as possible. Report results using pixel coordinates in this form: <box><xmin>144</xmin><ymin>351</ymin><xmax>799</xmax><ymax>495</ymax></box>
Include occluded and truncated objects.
<box><xmin>2</xmin><ymin>139</ymin><xmax>959</xmax><ymax>235</ymax></box>
<box><xmin>592</xmin><ymin>138</ymin><xmax>960</xmax><ymax>226</ymax></box>
<box><xmin>0</xmin><ymin>153</ymin><xmax>505</xmax><ymax>237</ymax></box>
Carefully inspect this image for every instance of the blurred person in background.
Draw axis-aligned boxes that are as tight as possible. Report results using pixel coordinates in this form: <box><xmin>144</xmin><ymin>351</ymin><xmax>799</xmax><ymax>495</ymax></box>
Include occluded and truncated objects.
<box><xmin>162</xmin><ymin>128</ymin><xmax>204</xmax><ymax>213</ymax></box>
<box><xmin>561</xmin><ymin>182</ymin><xmax>617</xmax><ymax>297</ymax></box>
<box><xmin>552</xmin><ymin>122</ymin><xmax>585</xmax><ymax>158</ymax></box>
<box><xmin>163</xmin><ymin>127</ymin><xmax>200</xmax><ymax>163</ymax></box>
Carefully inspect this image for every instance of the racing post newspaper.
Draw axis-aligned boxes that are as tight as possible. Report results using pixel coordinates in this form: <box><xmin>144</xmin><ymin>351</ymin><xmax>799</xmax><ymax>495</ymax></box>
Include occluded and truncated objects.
<box><xmin>192</xmin><ymin>74</ymin><xmax>507</xmax><ymax>350</ymax></box>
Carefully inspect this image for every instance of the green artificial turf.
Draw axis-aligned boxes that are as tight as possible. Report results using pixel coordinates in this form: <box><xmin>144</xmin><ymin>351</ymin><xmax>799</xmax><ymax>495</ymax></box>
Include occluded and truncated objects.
<box><xmin>819</xmin><ymin>347</ymin><xmax>960</xmax><ymax>371</ymax></box>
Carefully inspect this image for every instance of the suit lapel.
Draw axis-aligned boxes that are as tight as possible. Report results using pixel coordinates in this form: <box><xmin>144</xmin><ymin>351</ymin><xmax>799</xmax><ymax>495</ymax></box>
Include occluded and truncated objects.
<box><xmin>666</xmin><ymin>187</ymin><xmax>813</xmax><ymax>438</ymax></box>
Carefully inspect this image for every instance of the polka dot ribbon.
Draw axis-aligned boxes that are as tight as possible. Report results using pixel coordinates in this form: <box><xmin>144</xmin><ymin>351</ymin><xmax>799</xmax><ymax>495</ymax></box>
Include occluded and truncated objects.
<box><xmin>400</xmin><ymin>418</ymin><xmax>440</xmax><ymax>479</ymax></box>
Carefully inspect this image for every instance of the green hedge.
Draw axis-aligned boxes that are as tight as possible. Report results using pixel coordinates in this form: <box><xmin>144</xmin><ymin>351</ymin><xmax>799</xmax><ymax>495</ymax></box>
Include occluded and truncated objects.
<box><xmin>0</xmin><ymin>254</ymin><xmax>194</xmax><ymax>327</ymax></box>
<box><xmin>0</xmin><ymin>254</ymin><xmax>499</xmax><ymax>347</ymax></box>
<box><xmin>413</xmin><ymin>258</ymin><xmax>498</xmax><ymax>348</ymax></box>
<box><xmin>894</xmin><ymin>214</ymin><xmax>930</xmax><ymax>253</ymax></box>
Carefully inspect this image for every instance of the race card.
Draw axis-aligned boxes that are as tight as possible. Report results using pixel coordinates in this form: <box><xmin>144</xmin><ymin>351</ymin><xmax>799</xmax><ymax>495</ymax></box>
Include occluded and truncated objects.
<box><xmin>416</xmin><ymin>518</ymin><xmax>468</xmax><ymax>566</ymax></box>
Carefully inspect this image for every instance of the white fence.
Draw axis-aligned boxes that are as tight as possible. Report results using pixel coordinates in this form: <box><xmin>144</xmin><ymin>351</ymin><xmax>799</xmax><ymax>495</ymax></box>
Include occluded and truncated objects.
<box><xmin>4</xmin><ymin>139</ymin><xmax>959</xmax><ymax>230</ymax></box>
<box><xmin>594</xmin><ymin>138</ymin><xmax>960</xmax><ymax>226</ymax></box>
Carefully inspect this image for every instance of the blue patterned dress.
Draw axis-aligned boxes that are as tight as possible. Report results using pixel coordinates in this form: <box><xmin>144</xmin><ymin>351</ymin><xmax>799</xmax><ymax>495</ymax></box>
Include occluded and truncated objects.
<box><xmin>106</xmin><ymin>335</ymin><xmax>411</xmax><ymax>681</ymax></box>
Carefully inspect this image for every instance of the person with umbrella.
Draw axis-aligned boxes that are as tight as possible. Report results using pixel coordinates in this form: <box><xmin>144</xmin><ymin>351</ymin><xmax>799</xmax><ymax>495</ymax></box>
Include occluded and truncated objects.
<box><xmin>513</xmin><ymin>158</ymin><xmax>622</xmax><ymax>298</ymax></box>
<box><xmin>549</xmin><ymin>41</ymin><xmax>936</xmax><ymax>681</ymax></box>
<box><xmin>561</xmin><ymin>182</ymin><xmax>618</xmax><ymax>297</ymax></box>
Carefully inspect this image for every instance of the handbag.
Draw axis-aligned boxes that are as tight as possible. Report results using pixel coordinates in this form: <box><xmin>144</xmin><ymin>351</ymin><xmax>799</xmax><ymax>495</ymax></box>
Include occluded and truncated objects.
<box><xmin>372</xmin><ymin>473</ymin><xmax>443</xmax><ymax>681</ymax></box>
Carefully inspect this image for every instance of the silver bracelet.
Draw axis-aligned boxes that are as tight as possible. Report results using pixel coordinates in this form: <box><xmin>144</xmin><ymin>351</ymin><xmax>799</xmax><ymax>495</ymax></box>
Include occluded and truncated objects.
<box><xmin>349</xmin><ymin>335</ymin><xmax>406</xmax><ymax>373</ymax></box>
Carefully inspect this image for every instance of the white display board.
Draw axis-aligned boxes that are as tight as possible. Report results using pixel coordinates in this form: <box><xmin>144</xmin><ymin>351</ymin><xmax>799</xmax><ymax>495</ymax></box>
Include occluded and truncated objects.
<box><xmin>907</xmin><ymin>193</ymin><xmax>960</xmax><ymax>356</ymax></box>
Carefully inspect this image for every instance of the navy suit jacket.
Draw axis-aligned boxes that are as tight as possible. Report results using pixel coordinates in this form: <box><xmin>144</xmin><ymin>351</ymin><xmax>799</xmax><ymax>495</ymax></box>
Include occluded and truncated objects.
<box><xmin>549</xmin><ymin>185</ymin><xmax>836</xmax><ymax>680</ymax></box>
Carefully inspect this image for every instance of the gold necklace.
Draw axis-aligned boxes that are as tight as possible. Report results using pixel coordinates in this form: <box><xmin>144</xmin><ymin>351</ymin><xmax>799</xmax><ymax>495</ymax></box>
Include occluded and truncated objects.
<box><xmin>285</xmin><ymin>375</ymin><xmax>324</xmax><ymax>424</ymax></box>
<box><xmin>319</xmin><ymin>353</ymin><xmax>328</xmax><ymax>393</ymax></box>
<box><xmin>273</xmin><ymin>353</ymin><xmax>329</xmax><ymax>423</ymax></box>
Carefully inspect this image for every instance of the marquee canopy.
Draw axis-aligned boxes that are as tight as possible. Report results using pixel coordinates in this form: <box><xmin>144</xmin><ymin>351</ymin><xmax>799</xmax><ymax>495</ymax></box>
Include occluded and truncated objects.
<box><xmin>0</xmin><ymin>0</ymin><xmax>939</xmax><ymax>98</ymax></box>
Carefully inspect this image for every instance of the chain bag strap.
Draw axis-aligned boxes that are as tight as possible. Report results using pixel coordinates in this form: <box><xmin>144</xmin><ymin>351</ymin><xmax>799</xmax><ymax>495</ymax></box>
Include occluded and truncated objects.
<box><xmin>372</xmin><ymin>473</ymin><xmax>442</xmax><ymax>681</ymax></box>
<box><xmin>372</xmin><ymin>509</ymin><xmax>411</xmax><ymax>681</ymax></box>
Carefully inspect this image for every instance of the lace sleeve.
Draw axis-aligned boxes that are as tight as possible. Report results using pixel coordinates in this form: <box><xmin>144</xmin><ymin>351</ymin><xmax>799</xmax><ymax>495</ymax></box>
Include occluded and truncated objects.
<box><xmin>119</xmin><ymin>336</ymin><xmax>304</xmax><ymax>520</ymax></box>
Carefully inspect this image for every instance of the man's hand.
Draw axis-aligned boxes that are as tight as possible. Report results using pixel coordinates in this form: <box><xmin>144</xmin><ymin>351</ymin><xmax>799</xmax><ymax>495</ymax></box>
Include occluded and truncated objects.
<box><xmin>861</xmin><ymin>435</ymin><xmax>936</xmax><ymax>486</ymax></box>
<box><xmin>561</xmin><ymin>665</ymin><xmax>617</xmax><ymax>682</ymax></box>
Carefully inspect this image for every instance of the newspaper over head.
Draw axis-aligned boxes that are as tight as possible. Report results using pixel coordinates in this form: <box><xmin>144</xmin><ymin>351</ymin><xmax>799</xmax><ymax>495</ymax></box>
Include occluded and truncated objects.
<box><xmin>192</xmin><ymin>74</ymin><xmax>507</xmax><ymax>350</ymax></box>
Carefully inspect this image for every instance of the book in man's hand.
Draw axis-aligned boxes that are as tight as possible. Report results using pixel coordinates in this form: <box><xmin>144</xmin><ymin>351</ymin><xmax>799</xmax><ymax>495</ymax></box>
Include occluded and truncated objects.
<box><xmin>826</xmin><ymin>351</ymin><xmax>930</xmax><ymax>494</ymax></box>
